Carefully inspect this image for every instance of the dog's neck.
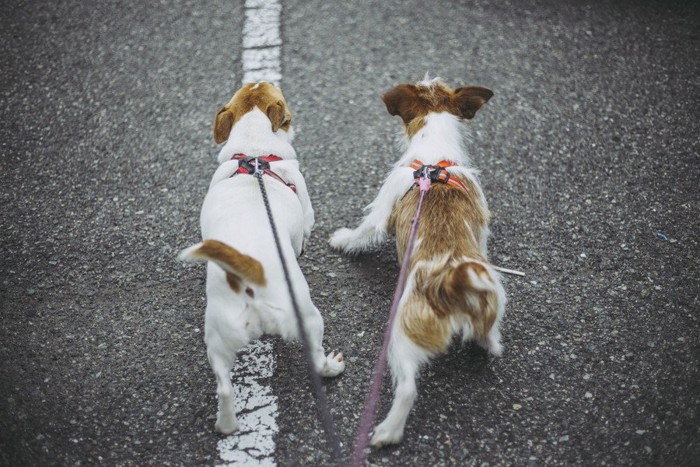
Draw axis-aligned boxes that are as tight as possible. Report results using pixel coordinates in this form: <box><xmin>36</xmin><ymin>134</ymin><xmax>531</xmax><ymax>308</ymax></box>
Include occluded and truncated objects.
<box><xmin>395</xmin><ymin>112</ymin><xmax>471</xmax><ymax>168</ymax></box>
<box><xmin>217</xmin><ymin>108</ymin><xmax>296</xmax><ymax>164</ymax></box>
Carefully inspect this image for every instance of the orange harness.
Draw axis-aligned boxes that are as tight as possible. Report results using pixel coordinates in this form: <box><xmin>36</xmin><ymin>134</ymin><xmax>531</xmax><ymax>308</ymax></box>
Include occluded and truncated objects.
<box><xmin>409</xmin><ymin>159</ymin><xmax>468</xmax><ymax>192</ymax></box>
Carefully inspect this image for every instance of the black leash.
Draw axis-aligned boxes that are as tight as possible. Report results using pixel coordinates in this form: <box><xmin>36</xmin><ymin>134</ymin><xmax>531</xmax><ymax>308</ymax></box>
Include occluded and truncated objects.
<box><xmin>253</xmin><ymin>161</ymin><xmax>342</xmax><ymax>462</ymax></box>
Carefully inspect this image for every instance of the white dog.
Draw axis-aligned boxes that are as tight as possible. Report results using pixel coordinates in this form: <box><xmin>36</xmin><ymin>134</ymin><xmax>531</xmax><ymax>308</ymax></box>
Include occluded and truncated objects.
<box><xmin>330</xmin><ymin>78</ymin><xmax>505</xmax><ymax>446</ymax></box>
<box><xmin>180</xmin><ymin>82</ymin><xmax>345</xmax><ymax>434</ymax></box>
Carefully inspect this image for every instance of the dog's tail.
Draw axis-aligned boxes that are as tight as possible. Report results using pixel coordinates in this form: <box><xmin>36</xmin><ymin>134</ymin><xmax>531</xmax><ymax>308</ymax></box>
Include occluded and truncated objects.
<box><xmin>421</xmin><ymin>258</ymin><xmax>502</xmax><ymax>339</ymax></box>
<box><xmin>179</xmin><ymin>240</ymin><xmax>266</xmax><ymax>293</ymax></box>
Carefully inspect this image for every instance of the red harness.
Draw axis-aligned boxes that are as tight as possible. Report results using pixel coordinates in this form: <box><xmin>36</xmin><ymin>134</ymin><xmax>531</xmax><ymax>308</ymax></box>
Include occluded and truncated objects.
<box><xmin>230</xmin><ymin>154</ymin><xmax>297</xmax><ymax>193</ymax></box>
<box><xmin>409</xmin><ymin>159</ymin><xmax>468</xmax><ymax>192</ymax></box>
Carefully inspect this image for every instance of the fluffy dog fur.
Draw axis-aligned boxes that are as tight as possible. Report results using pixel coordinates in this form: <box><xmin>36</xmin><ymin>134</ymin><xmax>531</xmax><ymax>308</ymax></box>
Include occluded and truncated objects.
<box><xmin>330</xmin><ymin>78</ymin><xmax>505</xmax><ymax>446</ymax></box>
<box><xmin>180</xmin><ymin>82</ymin><xmax>344</xmax><ymax>434</ymax></box>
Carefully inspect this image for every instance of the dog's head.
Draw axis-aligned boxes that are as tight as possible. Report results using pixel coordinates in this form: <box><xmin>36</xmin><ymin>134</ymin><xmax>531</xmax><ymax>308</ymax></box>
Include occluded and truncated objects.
<box><xmin>213</xmin><ymin>82</ymin><xmax>293</xmax><ymax>144</ymax></box>
<box><xmin>381</xmin><ymin>78</ymin><xmax>493</xmax><ymax>137</ymax></box>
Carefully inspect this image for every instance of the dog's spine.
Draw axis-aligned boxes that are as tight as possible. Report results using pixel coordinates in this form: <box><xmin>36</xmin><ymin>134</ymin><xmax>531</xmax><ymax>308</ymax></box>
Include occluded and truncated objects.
<box><xmin>179</xmin><ymin>240</ymin><xmax>266</xmax><ymax>292</ymax></box>
<box><xmin>421</xmin><ymin>260</ymin><xmax>500</xmax><ymax>338</ymax></box>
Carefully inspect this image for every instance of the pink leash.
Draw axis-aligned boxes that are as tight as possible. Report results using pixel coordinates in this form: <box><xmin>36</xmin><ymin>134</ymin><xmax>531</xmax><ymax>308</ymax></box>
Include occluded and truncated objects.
<box><xmin>350</xmin><ymin>173</ymin><xmax>432</xmax><ymax>467</ymax></box>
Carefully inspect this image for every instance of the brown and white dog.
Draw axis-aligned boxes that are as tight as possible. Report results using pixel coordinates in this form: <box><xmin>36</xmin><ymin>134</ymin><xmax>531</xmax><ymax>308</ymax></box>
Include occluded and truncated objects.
<box><xmin>180</xmin><ymin>82</ymin><xmax>345</xmax><ymax>434</ymax></box>
<box><xmin>330</xmin><ymin>78</ymin><xmax>505</xmax><ymax>446</ymax></box>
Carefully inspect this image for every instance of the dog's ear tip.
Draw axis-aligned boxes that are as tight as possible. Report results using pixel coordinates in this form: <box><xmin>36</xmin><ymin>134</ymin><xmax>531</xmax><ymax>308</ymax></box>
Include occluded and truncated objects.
<box><xmin>267</xmin><ymin>100</ymin><xmax>287</xmax><ymax>133</ymax></box>
<box><xmin>454</xmin><ymin>86</ymin><xmax>493</xmax><ymax>119</ymax></box>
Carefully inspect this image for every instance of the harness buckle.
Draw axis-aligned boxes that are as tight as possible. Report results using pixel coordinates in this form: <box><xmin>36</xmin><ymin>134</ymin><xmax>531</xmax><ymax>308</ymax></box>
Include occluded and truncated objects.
<box><xmin>238</xmin><ymin>156</ymin><xmax>270</xmax><ymax>174</ymax></box>
<box><xmin>413</xmin><ymin>164</ymin><xmax>450</xmax><ymax>184</ymax></box>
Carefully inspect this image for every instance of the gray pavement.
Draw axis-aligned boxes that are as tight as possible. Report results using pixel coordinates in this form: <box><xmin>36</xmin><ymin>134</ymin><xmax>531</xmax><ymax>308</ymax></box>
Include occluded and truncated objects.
<box><xmin>1</xmin><ymin>0</ymin><xmax>698</xmax><ymax>465</ymax></box>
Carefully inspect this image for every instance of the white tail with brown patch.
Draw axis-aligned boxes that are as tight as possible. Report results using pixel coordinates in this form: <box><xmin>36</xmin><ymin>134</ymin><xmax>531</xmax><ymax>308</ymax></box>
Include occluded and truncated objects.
<box><xmin>179</xmin><ymin>239</ymin><xmax>267</xmax><ymax>292</ymax></box>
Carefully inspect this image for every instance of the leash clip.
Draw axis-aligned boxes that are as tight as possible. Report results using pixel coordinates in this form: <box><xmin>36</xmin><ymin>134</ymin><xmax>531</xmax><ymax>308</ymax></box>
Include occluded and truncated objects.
<box><xmin>238</xmin><ymin>156</ymin><xmax>270</xmax><ymax>175</ymax></box>
<box><xmin>418</xmin><ymin>166</ymin><xmax>432</xmax><ymax>192</ymax></box>
<box><xmin>413</xmin><ymin>164</ymin><xmax>449</xmax><ymax>188</ymax></box>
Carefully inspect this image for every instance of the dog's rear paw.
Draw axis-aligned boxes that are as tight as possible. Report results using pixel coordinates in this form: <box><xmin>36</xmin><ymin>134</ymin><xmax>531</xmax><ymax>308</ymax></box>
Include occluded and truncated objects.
<box><xmin>488</xmin><ymin>340</ymin><xmax>504</xmax><ymax>357</ymax></box>
<box><xmin>215</xmin><ymin>417</ymin><xmax>240</xmax><ymax>435</ymax></box>
<box><xmin>479</xmin><ymin>336</ymin><xmax>503</xmax><ymax>357</ymax></box>
<box><xmin>318</xmin><ymin>351</ymin><xmax>345</xmax><ymax>377</ymax></box>
<box><xmin>370</xmin><ymin>421</ymin><xmax>403</xmax><ymax>447</ymax></box>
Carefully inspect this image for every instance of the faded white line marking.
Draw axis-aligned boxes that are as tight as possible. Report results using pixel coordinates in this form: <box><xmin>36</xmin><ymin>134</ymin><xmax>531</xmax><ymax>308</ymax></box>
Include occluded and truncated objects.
<box><xmin>217</xmin><ymin>0</ymin><xmax>283</xmax><ymax>465</ymax></box>
<box><xmin>242</xmin><ymin>0</ymin><xmax>282</xmax><ymax>85</ymax></box>
<box><xmin>217</xmin><ymin>340</ymin><xmax>277</xmax><ymax>466</ymax></box>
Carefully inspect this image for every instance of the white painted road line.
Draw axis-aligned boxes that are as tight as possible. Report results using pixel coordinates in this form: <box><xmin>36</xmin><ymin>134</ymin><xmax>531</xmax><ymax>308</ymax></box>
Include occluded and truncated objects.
<box><xmin>242</xmin><ymin>0</ymin><xmax>282</xmax><ymax>85</ymax></box>
<box><xmin>216</xmin><ymin>0</ymin><xmax>283</xmax><ymax>465</ymax></box>
<box><xmin>217</xmin><ymin>341</ymin><xmax>278</xmax><ymax>466</ymax></box>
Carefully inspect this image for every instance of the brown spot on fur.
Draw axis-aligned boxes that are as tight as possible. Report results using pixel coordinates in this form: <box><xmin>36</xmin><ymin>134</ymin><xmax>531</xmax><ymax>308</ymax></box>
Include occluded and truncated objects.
<box><xmin>226</xmin><ymin>272</ymin><xmax>241</xmax><ymax>292</ymax></box>
<box><xmin>195</xmin><ymin>240</ymin><xmax>266</xmax><ymax>291</ymax></box>
<box><xmin>389</xmin><ymin>181</ymin><xmax>490</xmax><ymax>263</ymax></box>
<box><xmin>477</xmin><ymin>291</ymin><xmax>498</xmax><ymax>337</ymax></box>
<box><xmin>399</xmin><ymin>291</ymin><xmax>452</xmax><ymax>354</ymax></box>
<box><xmin>213</xmin><ymin>82</ymin><xmax>292</xmax><ymax>144</ymax></box>
<box><xmin>381</xmin><ymin>80</ymin><xmax>492</xmax><ymax>132</ymax></box>
<box><xmin>405</xmin><ymin>117</ymin><xmax>426</xmax><ymax>139</ymax></box>
<box><xmin>420</xmin><ymin>259</ymin><xmax>498</xmax><ymax>339</ymax></box>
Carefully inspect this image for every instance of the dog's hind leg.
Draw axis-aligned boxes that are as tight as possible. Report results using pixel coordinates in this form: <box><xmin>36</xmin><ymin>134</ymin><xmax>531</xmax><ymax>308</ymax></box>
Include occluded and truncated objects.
<box><xmin>208</xmin><ymin>347</ymin><xmax>240</xmax><ymax>434</ymax></box>
<box><xmin>299</xmin><ymin>300</ymin><xmax>345</xmax><ymax>378</ymax></box>
<box><xmin>309</xmin><ymin>304</ymin><xmax>346</xmax><ymax>377</ymax></box>
<box><xmin>370</xmin><ymin>332</ymin><xmax>427</xmax><ymax>447</ymax></box>
<box><xmin>476</xmin><ymin>276</ymin><xmax>506</xmax><ymax>357</ymax></box>
<box><xmin>478</xmin><ymin>322</ymin><xmax>503</xmax><ymax>357</ymax></box>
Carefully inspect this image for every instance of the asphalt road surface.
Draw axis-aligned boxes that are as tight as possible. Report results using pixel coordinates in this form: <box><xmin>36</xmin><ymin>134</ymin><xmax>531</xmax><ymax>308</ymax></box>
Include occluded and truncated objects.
<box><xmin>1</xmin><ymin>0</ymin><xmax>698</xmax><ymax>465</ymax></box>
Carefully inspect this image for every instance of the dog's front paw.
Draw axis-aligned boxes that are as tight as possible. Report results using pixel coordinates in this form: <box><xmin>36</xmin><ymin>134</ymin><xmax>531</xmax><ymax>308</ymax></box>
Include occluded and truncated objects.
<box><xmin>370</xmin><ymin>421</ymin><xmax>404</xmax><ymax>447</ymax></box>
<box><xmin>215</xmin><ymin>415</ymin><xmax>240</xmax><ymax>435</ymax></box>
<box><xmin>318</xmin><ymin>351</ymin><xmax>345</xmax><ymax>378</ymax></box>
<box><xmin>329</xmin><ymin>228</ymin><xmax>355</xmax><ymax>252</ymax></box>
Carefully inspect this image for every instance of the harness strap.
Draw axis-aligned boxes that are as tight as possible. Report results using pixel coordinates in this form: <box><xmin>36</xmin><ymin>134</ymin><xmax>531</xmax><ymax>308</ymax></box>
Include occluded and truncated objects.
<box><xmin>409</xmin><ymin>159</ymin><xmax>468</xmax><ymax>192</ymax></box>
<box><xmin>230</xmin><ymin>154</ymin><xmax>297</xmax><ymax>193</ymax></box>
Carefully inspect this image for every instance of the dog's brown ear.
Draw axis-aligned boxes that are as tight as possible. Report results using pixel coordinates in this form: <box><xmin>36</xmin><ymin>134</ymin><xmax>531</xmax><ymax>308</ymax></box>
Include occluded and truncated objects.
<box><xmin>382</xmin><ymin>84</ymin><xmax>421</xmax><ymax>124</ymax></box>
<box><xmin>281</xmin><ymin>107</ymin><xmax>292</xmax><ymax>131</ymax></box>
<box><xmin>267</xmin><ymin>100</ymin><xmax>289</xmax><ymax>132</ymax></box>
<box><xmin>453</xmin><ymin>86</ymin><xmax>493</xmax><ymax>119</ymax></box>
<box><xmin>214</xmin><ymin>106</ymin><xmax>234</xmax><ymax>144</ymax></box>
